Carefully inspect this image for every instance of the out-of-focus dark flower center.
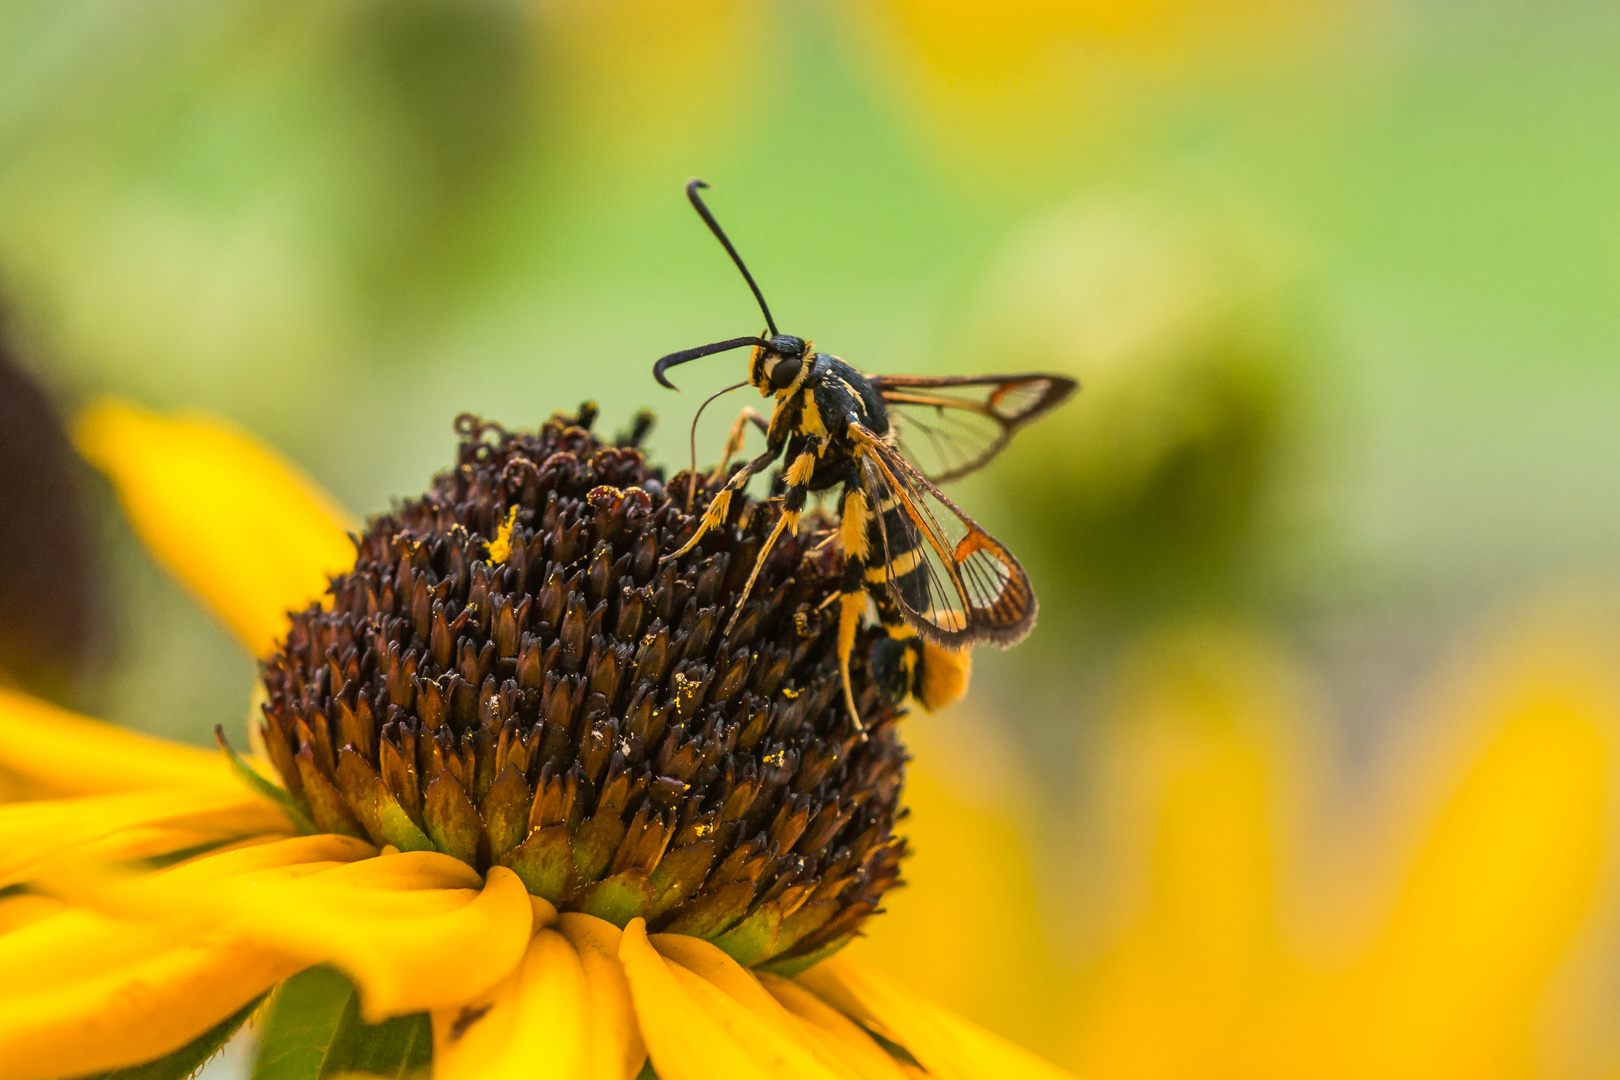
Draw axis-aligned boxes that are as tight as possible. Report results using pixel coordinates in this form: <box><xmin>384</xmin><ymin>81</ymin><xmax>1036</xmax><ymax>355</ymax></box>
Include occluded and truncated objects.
<box><xmin>259</xmin><ymin>408</ymin><xmax>906</xmax><ymax>970</ymax></box>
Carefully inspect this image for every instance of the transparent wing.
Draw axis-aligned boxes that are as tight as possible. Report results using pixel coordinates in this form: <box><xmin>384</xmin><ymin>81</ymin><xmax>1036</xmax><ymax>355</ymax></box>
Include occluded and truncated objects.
<box><xmin>851</xmin><ymin>423</ymin><xmax>1037</xmax><ymax>649</ymax></box>
<box><xmin>870</xmin><ymin>373</ymin><xmax>1077</xmax><ymax>483</ymax></box>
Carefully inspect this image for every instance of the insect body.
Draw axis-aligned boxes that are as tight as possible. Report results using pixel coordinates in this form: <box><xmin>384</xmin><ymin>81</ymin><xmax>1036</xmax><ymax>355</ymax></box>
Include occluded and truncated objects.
<box><xmin>655</xmin><ymin>179</ymin><xmax>1076</xmax><ymax>729</ymax></box>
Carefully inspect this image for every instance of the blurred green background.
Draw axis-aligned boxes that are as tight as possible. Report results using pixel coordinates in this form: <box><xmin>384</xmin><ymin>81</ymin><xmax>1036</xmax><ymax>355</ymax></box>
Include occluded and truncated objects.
<box><xmin>4</xmin><ymin>0</ymin><xmax>1620</xmax><ymax>1074</ymax></box>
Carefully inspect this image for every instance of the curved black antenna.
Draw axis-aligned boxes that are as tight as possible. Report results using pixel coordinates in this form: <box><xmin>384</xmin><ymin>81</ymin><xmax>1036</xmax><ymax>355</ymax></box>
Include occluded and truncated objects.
<box><xmin>654</xmin><ymin>335</ymin><xmax>770</xmax><ymax>390</ymax></box>
<box><xmin>687</xmin><ymin>179</ymin><xmax>778</xmax><ymax>337</ymax></box>
<box><xmin>686</xmin><ymin>379</ymin><xmax>749</xmax><ymax>511</ymax></box>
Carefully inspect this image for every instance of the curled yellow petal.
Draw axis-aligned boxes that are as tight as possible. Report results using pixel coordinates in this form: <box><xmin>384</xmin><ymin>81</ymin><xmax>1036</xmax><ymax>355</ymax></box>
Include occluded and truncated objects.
<box><xmin>802</xmin><ymin>957</ymin><xmax>1075</xmax><ymax>1080</ymax></box>
<box><xmin>161</xmin><ymin>833</ymin><xmax>377</xmax><ymax>883</ymax></box>
<box><xmin>0</xmin><ymin>919</ymin><xmax>299</xmax><ymax>1080</ymax></box>
<box><xmin>434</xmin><ymin>929</ymin><xmax>588</xmax><ymax>1080</ymax></box>
<box><xmin>243</xmin><ymin>858</ymin><xmax>533</xmax><ymax>1020</ymax></box>
<box><xmin>560</xmin><ymin>913</ymin><xmax>647</xmax><ymax>1080</ymax></box>
<box><xmin>91</xmin><ymin>848</ymin><xmax>526</xmax><ymax>1020</ymax></box>
<box><xmin>0</xmin><ymin>688</ymin><xmax>232</xmax><ymax>799</ymax></box>
<box><xmin>6</xmin><ymin>839</ymin><xmax>376</xmax><ymax>997</ymax></box>
<box><xmin>618</xmin><ymin>917</ymin><xmax>772</xmax><ymax>1080</ymax></box>
<box><xmin>74</xmin><ymin>398</ymin><xmax>356</xmax><ymax>657</ymax></box>
<box><xmin>77</xmin><ymin>834</ymin><xmax>377</xmax><ymax>920</ymax></box>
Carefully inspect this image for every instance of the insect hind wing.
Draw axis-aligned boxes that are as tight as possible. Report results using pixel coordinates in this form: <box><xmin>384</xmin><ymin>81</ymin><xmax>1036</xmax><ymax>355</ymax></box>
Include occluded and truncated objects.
<box><xmin>854</xmin><ymin>425</ymin><xmax>1038</xmax><ymax>648</ymax></box>
<box><xmin>949</xmin><ymin>527</ymin><xmax>1036</xmax><ymax>644</ymax></box>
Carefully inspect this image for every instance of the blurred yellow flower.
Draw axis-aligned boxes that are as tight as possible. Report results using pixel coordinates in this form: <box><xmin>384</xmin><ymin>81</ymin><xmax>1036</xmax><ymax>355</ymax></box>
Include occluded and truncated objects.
<box><xmin>0</xmin><ymin>399</ymin><xmax>1071</xmax><ymax>1080</ymax></box>
<box><xmin>869</xmin><ymin>612</ymin><xmax>1620</xmax><ymax>1077</ymax></box>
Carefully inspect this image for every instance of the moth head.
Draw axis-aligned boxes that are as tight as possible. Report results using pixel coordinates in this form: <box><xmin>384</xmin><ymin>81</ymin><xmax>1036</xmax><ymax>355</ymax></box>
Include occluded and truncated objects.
<box><xmin>750</xmin><ymin>335</ymin><xmax>808</xmax><ymax>395</ymax></box>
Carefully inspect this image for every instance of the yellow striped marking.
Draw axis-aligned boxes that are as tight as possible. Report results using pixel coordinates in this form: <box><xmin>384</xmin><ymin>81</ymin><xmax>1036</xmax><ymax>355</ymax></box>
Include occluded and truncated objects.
<box><xmin>882</xmin><ymin>546</ymin><xmax>925</xmax><ymax>578</ymax></box>
<box><xmin>785</xmin><ymin>451</ymin><xmax>816</xmax><ymax>487</ymax></box>
<box><xmin>840</xmin><ymin>489</ymin><xmax>871</xmax><ymax>562</ymax></box>
<box><xmin>799</xmin><ymin>389</ymin><xmax>827</xmax><ymax>440</ymax></box>
<box><xmin>837</xmin><ymin>591</ymin><xmax>867</xmax><ymax>733</ymax></box>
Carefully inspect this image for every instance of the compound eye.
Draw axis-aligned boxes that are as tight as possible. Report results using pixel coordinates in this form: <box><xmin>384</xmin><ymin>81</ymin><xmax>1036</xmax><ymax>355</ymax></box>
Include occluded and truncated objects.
<box><xmin>767</xmin><ymin>355</ymin><xmax>802</xmax><ymax>391</ymax></box>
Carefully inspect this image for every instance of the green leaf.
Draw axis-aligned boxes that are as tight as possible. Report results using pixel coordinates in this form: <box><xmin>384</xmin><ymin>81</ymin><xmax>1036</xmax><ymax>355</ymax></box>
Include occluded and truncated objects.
<box><xmin>322</xmin><ymin>1001</ymin><xmax>432</xmax><ymax>1079</ymax></box>
<box><xmin>215</xmin><ymin>725</ymin><xmax>317</xmax><ymax>835</ymax></box>
<box><xmin>252</xmin><ymin>967</ymin><xmax>353</xmax><ymax>1080</ymax></box>
<box><xmin>251</xmin><ymin>966</ymin><xmax>431</xmax><ymax>1080</ymax></box>
<box><xmin>78</xmin><ymin>992</ymin><xmax>264</xmax><ymax>1080</ymax></box>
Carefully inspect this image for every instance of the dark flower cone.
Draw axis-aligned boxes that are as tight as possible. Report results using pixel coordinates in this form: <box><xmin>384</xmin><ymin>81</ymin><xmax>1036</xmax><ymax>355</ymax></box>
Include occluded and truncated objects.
<box><xmin>260</xmin><ymin>407</ymin><xmax>908</xmax><ymax>970</ymax></box>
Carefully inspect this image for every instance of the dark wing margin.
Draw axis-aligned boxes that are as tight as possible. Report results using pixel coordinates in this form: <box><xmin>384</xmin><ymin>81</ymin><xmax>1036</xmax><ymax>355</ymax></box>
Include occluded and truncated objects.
<box><xmin>849</xmin><ymin>421</ymin><xmax>1037</xmax><ymax>649</ymax></box>
<box><xmin>869</xmin><ymin>373</ymin><xmax>1077</xmax><ymax>483</ymax></box>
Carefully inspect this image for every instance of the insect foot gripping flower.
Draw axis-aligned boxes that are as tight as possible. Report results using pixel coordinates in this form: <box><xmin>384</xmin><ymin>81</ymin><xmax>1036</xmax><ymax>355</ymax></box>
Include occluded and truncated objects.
<box><xmin>258</xmin><ymin>411</ymin><xmax>907</xmax><ymax>970</ymax></box>
<box><xmin>0</xmin><ymin>403</ymin><xmax>1074</xmax><ymax>1080</ymax></box>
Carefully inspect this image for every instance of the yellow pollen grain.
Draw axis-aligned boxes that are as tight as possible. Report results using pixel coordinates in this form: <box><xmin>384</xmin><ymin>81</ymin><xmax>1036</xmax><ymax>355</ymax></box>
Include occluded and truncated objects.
<box><xmin>487</xmin><ymin>506</ymin><xmax>520</xmax><ymax>563</ymax></box>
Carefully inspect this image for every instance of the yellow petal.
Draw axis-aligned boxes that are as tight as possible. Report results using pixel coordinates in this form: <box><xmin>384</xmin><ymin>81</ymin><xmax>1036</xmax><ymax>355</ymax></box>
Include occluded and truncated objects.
<box><xmin>74</xmin><ymin>398</ymin><xmax>356</xmax><ymax>657</ymax></box>
<box><xmin>434</xmin><ymin>929</ymin><xmax>589</xmax><ymax>1080</ymax></box>
<box><xmin>651</xmin><ymin>932</ymin><xmax>791</xmax><ymax>1023</ymax></box>
<box><xmin>1317</xmin><ymin>620</ymin><xmax>1617</xmax><ymax>1080</ymax></box>
<box><xmin>1067</xmin><ymin>628</ymin><xmax>1304</xmax><ymax>1079</ymax></box>
<box><xmin>654</xmin><ymin>933</ymin><xmax>861</xmax><ymax>1080</ymax></box>
<box><xmin>431</xmin><ymin>959</ymin><xmax>522</xmax><ymax>1080</ymax></box>
<box><xmin>801</xmin><ymin>957</ymin><xmax>1075</xmax><ymax>1080</ymax></box>
<box><xmin>81</xmin><ymin>847</ymin><xmax>527</xmax><ymax>1020</ymax></box>
<box><xmin>845</xmin><ymin>707</ymin><xmax>1064</xmax><ymax>1060</ymax></box>
<box><xmin>242</xmin><ymin>858</ymin><xmax>534</xmax><ymax>1020</ymax></box>
<box><xmin>618</xmin><ymin>917</ymin><xmax>773</xmax><ymax>1080</ymax></box>
<box><xmin>0</xmin><ymin>892</ymin><xmax>64</xmax><ymax>936</ymax></box>
<box><xmin>0</xmin><ymin>906</ymin><xmax>173</xmax><ymax>993</ymax></box>
<box><xmin>560</xmin><ymin>913</ymin><xmax>648</xmax><ymax>1080</ymax></box>
<box><xmin>0</xmin><ymin>688</ymin><xmax>233</xmax><ymax>799</ymax></box>
<box><xmin>670</xmin><ymin>961</ymin><xmax>852</xmax><ymax>1080</ymax></box>
<box><xmin>158</xmin><ymin>833</ymin><xmax>377</xmax><ymax>883</ymax></box>
<box><xmin>761</xmin><ymin>973</ymin><xmax>911</xmax><ymax>1080</ymax></box>
<box><xmin>0</xmin><ymin>925</ymin><xmax>299</xmax><ymax>1080</ymax></box>
<box><xmin>75</xmin><ymin>834</ymin><xmax>377</xmax><ymax>919</ymax></box>
<box><xmin>3</xmin><ymin>838</ymin><xmax>376</xmax><ymax>994</ymax></box>
<box><xmin>0</xmin><ymin>787</ymin><xmax>292</xmax><ymax>887</ymax></box>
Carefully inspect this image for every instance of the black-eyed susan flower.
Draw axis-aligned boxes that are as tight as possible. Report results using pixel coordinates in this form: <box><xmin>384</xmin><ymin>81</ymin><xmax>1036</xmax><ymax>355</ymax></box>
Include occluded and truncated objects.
<box><xmin>0</xmin><ymin>399</ymin><xmax>1072</xmax><ymax>1080</ymax></box>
